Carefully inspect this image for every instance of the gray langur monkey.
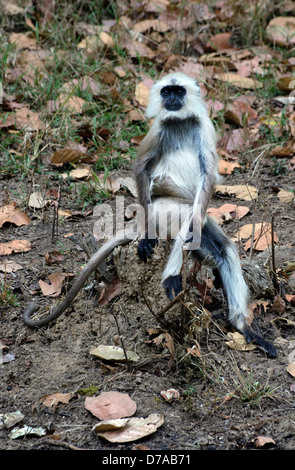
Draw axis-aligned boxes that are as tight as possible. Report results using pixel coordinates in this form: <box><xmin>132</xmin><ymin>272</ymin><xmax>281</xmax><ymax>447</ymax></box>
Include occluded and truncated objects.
<box><xmin>22</xmin><ymin>72</ymin><xmax>276</xmax><ymax>358</ymax></box>
<box><xmin>134</xmin><ymin>72</ymin><xmax>276</xmax><ymax>358</ymax></box>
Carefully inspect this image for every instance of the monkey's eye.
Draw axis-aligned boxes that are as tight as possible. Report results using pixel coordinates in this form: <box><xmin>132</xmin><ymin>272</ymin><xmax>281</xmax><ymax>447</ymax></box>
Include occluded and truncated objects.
<box><xmin>161</xmin><ymin>88</ymin><xmax>170</xmax><ymax>96</ymax></box>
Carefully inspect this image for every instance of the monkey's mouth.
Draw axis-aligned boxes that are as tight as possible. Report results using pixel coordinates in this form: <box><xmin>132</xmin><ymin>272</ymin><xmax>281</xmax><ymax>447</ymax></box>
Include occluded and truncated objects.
<box><xmin>165</xmin><ymin>105</ymin><xmax>182</xmax><ymax>111</ymax></box>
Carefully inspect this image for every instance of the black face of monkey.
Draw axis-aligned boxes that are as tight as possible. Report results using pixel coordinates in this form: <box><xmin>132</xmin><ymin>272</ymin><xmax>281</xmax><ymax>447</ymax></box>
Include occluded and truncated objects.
<box><xmin>160</xmin><ymin>85</ymin><xmax>186</xmax><ymax>111</ymax></box>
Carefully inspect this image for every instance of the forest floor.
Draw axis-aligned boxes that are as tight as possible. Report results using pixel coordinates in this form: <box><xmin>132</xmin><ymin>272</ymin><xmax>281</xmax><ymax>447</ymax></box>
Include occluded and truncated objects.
<box><xmin>1</xmin><ymin>0</ymin><xmax>295</xmax><ymax>454</ymax></box>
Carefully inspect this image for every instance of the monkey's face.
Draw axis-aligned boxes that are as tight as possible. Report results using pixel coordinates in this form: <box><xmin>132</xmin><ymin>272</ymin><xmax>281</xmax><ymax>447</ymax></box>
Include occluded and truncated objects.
<box><xmin>145</xmin><ymin>72</ymin><xmax>205</xmax><ymax>121</ymax></box>
<box><xmin>160</xmin><ymin>85</ymin><xmax>186</xmax><ymax>111</ymax></box>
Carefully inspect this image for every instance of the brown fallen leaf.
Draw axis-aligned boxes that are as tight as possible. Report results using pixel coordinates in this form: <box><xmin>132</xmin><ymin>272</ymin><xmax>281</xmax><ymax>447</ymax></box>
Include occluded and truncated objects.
<box><xmin>215</xmin><ymin>184</ymin><xmax>258</xmax><ymax>201</ymax></box>
<box><xmin>214</xmin><ymin>72</ymin><xmax>263</xmax><ymax>89</ymax></box>
<box><xmin>28</xmin><ymin>192</ymin><xmax>48</xmax><ymax>209</ymax></box>
<box><xmin>57</xmin><ymin>94</ymin><xmax>86</xmax><ymax>114</ymax></box>
<box><xmin>271</xmin><ymin>295</ymin><xmax>286</xmax><ymax>314</ymax></box>
<box><xmin>0</xmin><ymin>260</ymin><xmax>23</xmax><ymax>273</ymax></box>
<box><xmin>160</xmin><ymin>388</ymin><xmax>180</xmax><ymax>402</ymax></box>
<box><xmin>277</xmin><ymin>189</ymin><xmax>294</xmax><ymax>203</ymax></box>
<box><xmin>0</xmin><ymin>203</ymin><xmax>30</xmax><ymax>228</ymax></box>
<box><xmin>40</xmin><ymin>392</ymin><xmax>74</xmax><ymax>408</ymax></box>
<box><xmin>135</xmin><ymin>79</ymin><xmax>153</xmax><ymax>107</ymax></box>
<box><xmin>92</xmin><ymin>413</ymin><xmax>164</xmax><ymax>443</ymax></box>
<box><xmin>90</xmin><ymin>345</ymin><xmax>139</xmax><ymax>362</ymax></box>
<box><xmin>225</xmin><ymin>332</ymin><xmax>257</xmax><ymax>352</ymax></box>
<box><xmin>39</xmin><ymin>272</ymin><xmax>73</xmax><ymax>297</ymax></box>
<box><xmin>224</xmin><ymin>100</ymin><xmax>257</xmax><ymax>127</ymax></box>
<box><xmin>61</xmin><ymin>165</ymin><xmax>91</xmax><ymax>180</ymax></box>
<box><xmin>85</xmin><ymin>391</ymin><xmax>137</xmax><ymax>420</ymax></box>
<box><xmin>133</xmin><ymin>19</ymin><xmax>170</xmax><ymax>33</ymax></box>
<box><xmin>0</xmin><ymin>240</ymin><xmax>31</xmax><ymax>256</ymax></box>
<box><xmin>234</xmin><ymin>223</ymin><xmax>264</xmax><ymax>240</ymax></box>
<box><xmin>95</xmin><ymin>174</ymin><xmax>121</xmax><ymax>193</ymax></box>
<box><xmin>252</xmin><ymin>436</ymin><xmax>276</xmax><ymax>448</ymax></box>
<box><xmin>49</xmin><ymin>148</ymin><xmax>89</xmax><ymax>166</ymax></box>
<box><xmin>14</xmin><ymin>107</ymin><xmax>45</xmax><ymax>131</ymax></box>
<box><xmin>218</xmin><ymin>159</ymin><xmax>241</xmax><ymax>174</ymax></box>
<box><xmin>45</xmin><ymin>251</ymin><xmax>63</xmax><ymax>265</ymax></box>
<box><xmin>98</xmin><ymin>277</ymin><xmax>122</xmax><ymax>306</ymax></box>
<box><xmin>207</xmin><ymin>203</ymin><xmax>249</xmax><ymax>225</ymax></box>
<box><xmin>266</xmin><ymin>16</ymin><xmax>295</xmax><ymax>47</ymax></box>
<box><xmin>286</xmin><ymin>363</ymin><xmax>295</xmax><ymax>377</ymax></box>
<box><xmin>9</xmin><ymin>32</ymin><xmax>38</xmax><ymax>50</ymax></box>
<box><xmin>243</xmin><ymin>223</ymin><xmax>278</xmax><ymax>252</ymax></box>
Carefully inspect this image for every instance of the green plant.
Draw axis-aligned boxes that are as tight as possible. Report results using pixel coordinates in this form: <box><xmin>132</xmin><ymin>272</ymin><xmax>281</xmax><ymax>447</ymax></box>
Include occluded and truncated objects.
<box><xmin>227</xmin><ymin>369</ymin><xmax>276</xmax><ymax>406</ymax></box>
<box><xmin>0</xmin><ymin>281</ymin><xmax>19</xmax><ymax>306</ymax></box>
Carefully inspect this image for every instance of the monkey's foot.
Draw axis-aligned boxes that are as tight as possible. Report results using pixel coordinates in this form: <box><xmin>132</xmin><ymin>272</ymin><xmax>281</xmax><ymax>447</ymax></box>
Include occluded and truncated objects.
<box><xmin>242</xmin><ymin>325</ymin><xmax>277</xmax><ymax>358</ymax></box>
<box><xmin>163</xmin><ymin>275</ymin><xmax>183</xmax><ymax>300</ymax></box>
<box><xmin>137</xmin><ymin>238</ymin><xmax>157</xmax><ymax>263</ymax></box>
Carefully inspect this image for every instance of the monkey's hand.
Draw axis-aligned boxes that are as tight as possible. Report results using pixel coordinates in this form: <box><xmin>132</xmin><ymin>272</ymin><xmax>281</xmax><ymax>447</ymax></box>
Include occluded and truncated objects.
<box><xmin>137</xmin><ymin>238</ymin><xmax>158</xmax><ymax>263</ymax></box>
<box><xmin>163</xmin><ymin>275</ymin><xmax>183</xmax><ymax>300</ymax></box>
<box><xmin>183</xmin><ymin>219</ymin><xmax>202</xmax><ymax>249</ymax></box>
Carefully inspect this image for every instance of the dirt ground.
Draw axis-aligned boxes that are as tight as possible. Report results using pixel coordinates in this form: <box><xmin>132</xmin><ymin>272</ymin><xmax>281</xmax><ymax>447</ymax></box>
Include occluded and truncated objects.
<box><xmin>1</xmin><ymin>166</ymin><xmax>295</xmax><ymax>452</ymax></box>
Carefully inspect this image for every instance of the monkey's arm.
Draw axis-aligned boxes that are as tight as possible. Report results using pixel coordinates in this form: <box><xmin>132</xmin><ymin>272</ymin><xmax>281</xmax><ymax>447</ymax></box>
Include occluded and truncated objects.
<box><xmin>186</xmin><ymin>122</ymin><xmax>218</xmax><ymax>245</ymax></box>
<box><xmin>22</xmin><ymin>233</ymin><xmax>133</xmax><ymax>328</ymax></box>
<box><xmin>133</xmin><ymin>129</ymin><xmax>159</xmax><ymax>262</ymax></box>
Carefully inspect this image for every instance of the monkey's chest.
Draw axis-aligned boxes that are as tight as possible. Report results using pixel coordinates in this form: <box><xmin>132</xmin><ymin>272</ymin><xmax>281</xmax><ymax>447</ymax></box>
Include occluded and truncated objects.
<box><xmin>150</xmin><ymin>150</ymin><xmax>198</xmax><ymax>201</ymax></box>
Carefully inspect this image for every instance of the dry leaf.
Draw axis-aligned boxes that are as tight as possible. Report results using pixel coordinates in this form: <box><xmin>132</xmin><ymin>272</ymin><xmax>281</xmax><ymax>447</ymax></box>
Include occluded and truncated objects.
<box><xmin>224</xmin><ymin>100</ymin><xmax>257</xmax><ymax>127</ymax></box>
<box><xmin>123</xmin><ymin>40</ymin><xmax>154</xmax><ymax>59</ymax></box>
<box><xmin>9</xmin><ymin>33</ymin><xmax>38</xmax><ymax>50</ymax></box>
<box><xmin>40</xmin><ymin>392</ymin><xmax>74</xmax><ymax>408</ymax></box>
<box><xmin>49</xmin><ymin>148</ymin><xmax>89</xmax><ymax>166</ymax></box>
<box><xmin>286</xmin><ymin>363</ymin><xmax>295</xmax><ymax>377</ymax></box>
<box><xmin>0</xmin><ymin>203</ymin><xmax>30</xmax><ymax>228</ymax></box>
<box><xmin>39</xmin><ymin>272</ymin><xmax>72</xmax><ymax>297</ymax></box>
<box><xmin>0</xmin><ymin>260</ymin><xmax>23</xmax><ymax>273</ymax></box>
<box><xmin>98</xmin><ymin>277</ymin><xmax>122</xmax><ymax>306</ymax></box>
<box><xmin>234</xmin><ymin>223</ymin><xmax>264</xmax><ymax>240</ymax></box>
<box><xmin>58</xmin><ymin>94</ymin><xmax>86</xmax><ymax>113</ymax></box>
<box><xmin>252</xmin><ymin>436</ymin><xmax>276</xmax><ymax>448</ymax></box>
<box><xmin>243</xmin><ymin>223</ymin><xmax>278</xmax><ymax>252</ymax></box>
<box><xmin>133</xmin><ymin>19</ymin><xmax>170</xmax><ymax>33</ymax></box>
<box><xmin>93</xmin><ymin>413</ymin><xmax>164</xmax><ymax>443</ymax></box>
<box><xmin>215</xmin><ymin>184</ymin><xmax>258</xmax><ymax>201</ymax></box>
<box><xmin>214</xmin><ymin>72</ymin><xmax>263</xmax><ymax>89</ymax></box>
<box><xmin>207</xmin><ymin>203</ymin><xmax>249</xmax><ymax>225</ymax></box>
<box><xmin>119</xmin><ymin>176</ymin><xmax>138</xmax><ymax>197</ymax></box>
<box><xmin>160</xmin><ymin>388</ymin><xmax>180</xmax><ymax>402</ymax></box>
<box><xmin>0</xmin><ymin>240</ymin><xmax>31</xmax><ymax>256</ymax></box>
<box><xmin>135</xmin><ymin>80</ymin><xmax>153</xmax><ymax>107</ymax></box>
<box><xmin>218</xmin><ymin>159</ymin><xmax>241</xmax><ymax>174</ymax></box>
<box><xmin>208</xmin><ymin>32</ymin><xmax>233</xmax><ymax>50</ymax></box>
<box><xmin>90</xmin><ymin>345</ymin><xmax>139</xmax><ymax>362</ymax></box>
<box><xmin>96</xmin><ymin>174</ymin><xmax>121</xmax><ymax>193</ymax></box>
<box><xmin>0</xmin><ymin>411</ymin><xmax>24</xmax><ymax>430</ymax></box>
<box><xmin>225</xmin><ymin>332</ymin><xmax>257</xmax><ymax>352</ymax></box>
<box><xmin>266</xmin><ymin>16</ymin><xmax>295</xmax><ymax>47</ymax></box>
<box><xmin>277</xmin><ymin>189</ymin><xmax>294</xmax><ymax>203</ymax></box>
<box><xmin>85</xmin><ymin>391</ymin><xmax>137</xmax><ymax>420</ymax></box>
<box><xmin>99</xmin><ymin>31</ymin><xmax>115</xmax><ymax>48</ymax></box>
<box><xmin>14</xmin><ymin>107</ymin><xmax>45</xmax><ymax>131</ymax></box>
<box><xmin>61</xmin><ymin>165</ymin><xmax>91</xmax><ymax>180</ymax></box>
<box><xmin>271</xmin><ymin>295</ymin><xmax>286</xmax><ymax>314</ymax></box>
<box><xmin>28</xmin><ymin>192</ymin><xmax>47</xmax><ymax>209</ymax></box>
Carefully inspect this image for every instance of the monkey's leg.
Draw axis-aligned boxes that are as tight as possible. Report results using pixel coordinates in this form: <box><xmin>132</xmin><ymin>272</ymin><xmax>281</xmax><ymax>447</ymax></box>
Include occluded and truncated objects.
<box><xmin>162</xmin><ymin>235</ymin><xmax>184</xmax><ymax>300</ymax></box>
<box><xmin>200</xmin><ymin>217</ymin><xmax>276</xmax><ymax>357</ymax></box>
<box><xmin>22</xmin><ymin>234</ymin><xmax>132</xmax><ymax>328</ymax></box>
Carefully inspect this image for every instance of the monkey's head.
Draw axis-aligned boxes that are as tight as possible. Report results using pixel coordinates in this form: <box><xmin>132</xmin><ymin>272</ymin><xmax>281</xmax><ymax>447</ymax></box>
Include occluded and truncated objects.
<box><xmin>145</xmin><ymin>72</ymin><xmax>206</xmax><ymax>121</ymax></box>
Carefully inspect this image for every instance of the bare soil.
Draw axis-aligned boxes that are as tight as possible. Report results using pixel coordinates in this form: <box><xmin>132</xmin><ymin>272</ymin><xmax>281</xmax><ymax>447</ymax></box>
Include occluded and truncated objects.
<box><xmin>1</xmin><ymin>167</ymin><xmax>295</xmax><ymax>452</ymax></box>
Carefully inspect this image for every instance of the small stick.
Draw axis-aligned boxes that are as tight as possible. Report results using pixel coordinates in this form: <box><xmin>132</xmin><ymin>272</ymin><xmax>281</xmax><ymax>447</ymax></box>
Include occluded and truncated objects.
<box><xmin>271</xmin><ymin>216</ymin><xmax>279</xmax><ymax>292</ymax></box>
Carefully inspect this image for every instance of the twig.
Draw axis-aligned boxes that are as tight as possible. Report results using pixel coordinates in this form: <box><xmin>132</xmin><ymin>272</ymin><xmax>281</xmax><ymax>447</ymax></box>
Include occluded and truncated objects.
<box><xmin>271</xmin><ymin>216</ymin><xmax>279</xmax><ymax>293</ymax></box>
<box><xmin>109</xmin><ymin>304</ymin><xmax>130</xmax><ymax>368</ymax></box>
<box><xmin>42</xmin><ymin>438</ymin><xmax>85</xmax><ymax>450</ymax></box>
